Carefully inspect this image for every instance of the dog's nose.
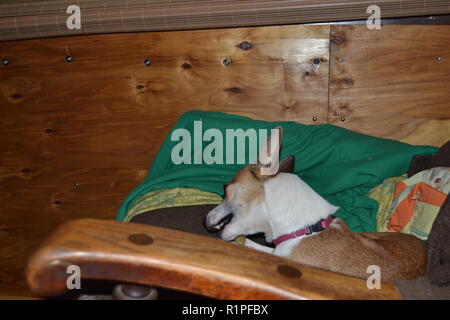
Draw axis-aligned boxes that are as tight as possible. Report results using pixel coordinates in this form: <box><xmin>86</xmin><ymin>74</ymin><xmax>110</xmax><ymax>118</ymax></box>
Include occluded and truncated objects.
<box><xmin>203</xmin><ymin>215</ymin><xmax>214</xmax><ymax>232</ymax></box>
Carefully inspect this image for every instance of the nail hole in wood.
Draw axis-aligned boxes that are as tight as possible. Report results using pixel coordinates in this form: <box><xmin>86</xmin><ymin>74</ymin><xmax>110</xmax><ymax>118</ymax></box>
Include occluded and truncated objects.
<box><xmin>277</xmin><ymin>265</ymin><xmax>302</xmax><ymax>278</ymax></box>
<box><xmin>44</xmin><ymin>128</ymin><xmax>55</xmax><ymax>134</ymax></box>
<box><xmin>182</xmin><ymin>62</ymin><xmax>192</xmax><ymax>69</ymax></box>
<box><xmin>331</xmin><ymin>38</ymin><xmax>343</xmax><ymax>44</ymax></box>
<box><xmin>340</xmin><ymin>78</ymin><xmax>354</xmax><ymax>87</ymax></box>
<box><xmin>9</xmin><ymin>93</ymin><xmax>21</xmax><ymax>99</ymax></box>
<box><xmin>225</xmin><ymin>87</ymin><xmax>241</xmax><ymax>94</ymax></box>
<box><xmin>21</xmin><ymin>168</ymin><xmax>31</xmax><ymax>173</ymax></box>
<box><xmin>238</xmin><ymin>41</ymin><xmax>253</xmax><ymax>51</ymax></box>
<box><xmin>54</xmin><ymin>201</ymin><xmax>62</xmax><ymax>205</ymax></box>
<box><xmin>128</xmin><ymin>233</ymin><xmax>153</xmax><ymax>245</ymax></box>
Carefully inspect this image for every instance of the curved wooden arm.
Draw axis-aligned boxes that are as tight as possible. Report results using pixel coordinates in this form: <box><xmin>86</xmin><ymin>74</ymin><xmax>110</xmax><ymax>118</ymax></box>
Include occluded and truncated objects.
<box><xmin>26</xmin><ymin>219</ymin><xmax>400</xmax><ymax>300</ymax></box>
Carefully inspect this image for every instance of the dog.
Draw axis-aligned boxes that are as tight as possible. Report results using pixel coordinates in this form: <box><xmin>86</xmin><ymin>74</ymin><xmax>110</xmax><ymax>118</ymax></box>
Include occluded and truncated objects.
<box><xmin>205</xmin><ymin>127</ymin><xmax>427</xmax><ymax>281</ymax></box>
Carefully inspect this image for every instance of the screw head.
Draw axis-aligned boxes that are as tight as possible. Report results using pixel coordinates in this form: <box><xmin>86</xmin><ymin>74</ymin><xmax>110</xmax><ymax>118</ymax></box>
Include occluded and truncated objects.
<box><xmin>312</xmin><ymin>58</ymin><xmax>321</xmax><ymax>65</ymax></box>
<box><xmin>437</xmin><ymin>57</ymin><xmax>444</xmax><ymax>62</ymax></box>
<box><xmin>337</xmin><ymin>57</ymin><xmax>344</xmax><ymax>63</ymax></box>
<box><xmin>340</xmin><ymin>117</ymin><xmax>346</xmax><ymax>122</ymax></box>
<box><xmin>144</xmin><ymin>59</ymin><xmax>152</xmax><ymax>66</ymax></box>
<box><xmin>222</xmin><ymin>58</ymin><xmax>232</xmax><ymax>67</ymax></box>
<box><xmin>312</xmin><ymin>116</ymin><xmax>318</xmax><ymax>122</ymax></box>
<box><xmin>2</xmin><ymin>58</ymin><xmax>9</xmax><ymax>66</ymax></box>
<box><xmin>74</xmin><ymin>182</ymin><xmax>80</xmax><ymax>187</ymax></box>
<box><xmin>65</xmin><ymin>55</ymin><xmax>73</xmax><ymax>63</ymax></box>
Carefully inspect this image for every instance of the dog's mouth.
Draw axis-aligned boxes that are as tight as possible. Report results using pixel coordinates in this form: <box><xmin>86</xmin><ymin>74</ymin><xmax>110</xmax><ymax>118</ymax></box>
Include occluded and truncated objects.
<box><xmin>209</xmin><ymin>213</ymin><xmax>233</xmax><ymax>232</ymax></box>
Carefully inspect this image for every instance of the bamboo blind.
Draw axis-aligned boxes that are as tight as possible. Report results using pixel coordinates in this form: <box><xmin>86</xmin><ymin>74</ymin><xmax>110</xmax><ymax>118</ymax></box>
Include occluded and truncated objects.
<box><xmin>1</xmin><ymin>0</ymin><xmax>449</xmax><ymax>41</ymax></box>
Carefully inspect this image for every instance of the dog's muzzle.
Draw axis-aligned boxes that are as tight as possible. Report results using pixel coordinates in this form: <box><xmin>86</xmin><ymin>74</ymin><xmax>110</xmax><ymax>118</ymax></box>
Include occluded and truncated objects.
<box><xmin>204</xmin><ymin>213</ymin><xmax>233</xmax><ymax>233</ymax></box>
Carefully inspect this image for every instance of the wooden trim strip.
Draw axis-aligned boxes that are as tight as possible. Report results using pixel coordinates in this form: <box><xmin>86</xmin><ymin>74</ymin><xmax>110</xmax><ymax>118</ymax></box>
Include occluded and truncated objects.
<box><xmin>1</xmin><ymin>0</ymin><xmax>450</xmax><ymax>41</ymax></box>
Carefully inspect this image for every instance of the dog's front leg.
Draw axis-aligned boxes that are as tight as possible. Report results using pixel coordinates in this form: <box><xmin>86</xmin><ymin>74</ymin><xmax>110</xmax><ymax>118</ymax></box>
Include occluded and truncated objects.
<box><xmin>244</xmin><ymin>238</ymin><xmax>274</xmax><ymax>254</ymax></box>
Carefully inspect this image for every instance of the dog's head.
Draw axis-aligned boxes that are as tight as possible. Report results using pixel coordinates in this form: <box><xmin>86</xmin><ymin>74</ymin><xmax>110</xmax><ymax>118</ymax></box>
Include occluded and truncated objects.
<box><xmin>204</xmin><ymin>127</ymin><xmax>294</xmax><ymax>241</ymax></box>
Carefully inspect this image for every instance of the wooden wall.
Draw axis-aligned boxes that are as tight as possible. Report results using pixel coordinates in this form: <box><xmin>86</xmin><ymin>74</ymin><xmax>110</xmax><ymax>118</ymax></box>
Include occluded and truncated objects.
<box><xmin>0</xmin><ymin>25</ymin><xmax>449</xmax><ymax>298</ymax></box>
<box><xmin>329</xmin><ymin>25</ymin><xmax>450</xmax><ymax>146</ymax></box>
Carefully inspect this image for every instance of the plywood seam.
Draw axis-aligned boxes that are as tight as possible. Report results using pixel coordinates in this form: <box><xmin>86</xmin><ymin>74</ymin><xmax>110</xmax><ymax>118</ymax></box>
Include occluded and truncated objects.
<box><xmin>326</xmin><ymin>25</ymin><xmax>332</xmax><ymax>124</ymax></box>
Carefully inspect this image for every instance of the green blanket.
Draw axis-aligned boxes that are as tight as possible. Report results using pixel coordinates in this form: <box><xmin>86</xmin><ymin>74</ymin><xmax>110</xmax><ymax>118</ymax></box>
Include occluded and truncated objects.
<box><xmin>117</xmin><ymin>110</ymin><xmax>437</xmax><ymax>232</ymax></box>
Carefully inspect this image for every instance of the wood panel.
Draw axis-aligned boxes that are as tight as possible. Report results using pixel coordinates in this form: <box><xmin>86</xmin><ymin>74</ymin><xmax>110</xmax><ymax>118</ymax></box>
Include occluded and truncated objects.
<box><xmin>1</xmin><ymin>25</ymin><xmax>449</xmax><ymax>299</ymax></box>
<box><xmin>329</xmin><ymin>25</ymin><xmax>450</xmax><ymax>147</ymax></box>
<box><xmin>0</xmin><ymin>25</ymin><xmax>330</xmax><ymax>169</ymax></box>
<box><xmin>0</xmin><ymin>24</ymin><xmax>328</xmax><ymax>299</ymax></box>
<box><xmin>0</xmin><ymin>167</ymin><xmax>145</xmax><ymax>297</ymax></box>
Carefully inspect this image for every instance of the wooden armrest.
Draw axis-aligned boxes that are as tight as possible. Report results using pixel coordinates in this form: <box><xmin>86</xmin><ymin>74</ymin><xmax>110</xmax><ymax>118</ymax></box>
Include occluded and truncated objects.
<box><xmin>26</xmin><ymin>219</ymin><xmax>400</xmax><ymax>300</ymax></box>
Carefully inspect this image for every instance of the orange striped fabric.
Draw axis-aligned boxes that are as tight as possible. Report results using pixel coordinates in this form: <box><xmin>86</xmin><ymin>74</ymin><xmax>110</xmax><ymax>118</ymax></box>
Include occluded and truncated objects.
<box><xmin>388</xmin><ymin>182</ymin><xmax>448</xmax><ymax>232</ymax></box>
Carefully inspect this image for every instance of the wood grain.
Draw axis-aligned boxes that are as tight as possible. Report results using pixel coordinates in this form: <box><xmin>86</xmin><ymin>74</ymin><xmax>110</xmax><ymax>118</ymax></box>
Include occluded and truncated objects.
<box><xmin>26</xmin><ymin>218</ymin><xmax>401</xmax><ymax>300</ymax></box>
<box><xmin>1</xmin><ymin>25</ymin><xmax>449</xmax><ymax>299</ymax></box>
<box><xmin>0</xmin><ymin>25</ymin><xmax>330</xmax><ymax>169</ymax></box>
<box><xmin>0</xmin><ymin>167</ymin><xmax>145</xmax><ymax>297</ymax></box>
<box><xmin>0</xmin><ymin>24</ymin><xmax>328</xmax><ymax>299</ymax></box>
<box><xmin>329</xmin><ymin>25</ymin><xmax>450</xmax><ymax>147</ymax></box>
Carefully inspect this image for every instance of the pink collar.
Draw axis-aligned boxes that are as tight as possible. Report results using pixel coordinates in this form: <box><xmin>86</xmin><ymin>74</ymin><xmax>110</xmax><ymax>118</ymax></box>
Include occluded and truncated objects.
<box><xmin>273</xmin><ymin>215</ymin><xmax>334</xmax><ymax>246</ymax></box>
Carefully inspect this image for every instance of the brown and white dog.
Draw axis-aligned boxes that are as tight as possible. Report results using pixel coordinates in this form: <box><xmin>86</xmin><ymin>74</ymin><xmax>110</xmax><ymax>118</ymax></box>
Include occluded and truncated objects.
<box><xmin>205</xmin><ymin>127</ymin><xmax>427</xmax><ymax>281</ymax></box>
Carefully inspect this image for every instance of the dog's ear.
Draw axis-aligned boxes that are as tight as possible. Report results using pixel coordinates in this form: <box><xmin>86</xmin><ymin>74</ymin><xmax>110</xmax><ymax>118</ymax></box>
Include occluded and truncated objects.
<box><xmin>279</xmin><ymin>155</ymin><xmax>295</xmax><ymax>174</ymax></box>
<box><xmin>256</xmin><ymin>126</ymin><xmax>282</xmax><ymax>177</ymax></box>
<box><xmin>251</xmin><ymin>128</ymin><xmax>292</xmax><ymax>181</ymax></box>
